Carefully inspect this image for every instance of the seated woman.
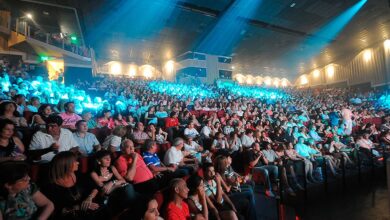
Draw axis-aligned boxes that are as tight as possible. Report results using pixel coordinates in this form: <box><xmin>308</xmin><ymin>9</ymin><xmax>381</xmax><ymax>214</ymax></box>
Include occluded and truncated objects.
<box><xmin>43</xmin><ymin>151</ymin><xmax>106</xmax><ymax>220</ymax></box>
<box><xmin>186</xmin><ymin>175</ymin><xmax>208</xmax><ymax>219</ymax></box>
<box><xmin>0</xmin><ymin>161</ymin><xmax>54</xmax><ymax>220</ymax></box>
<box><xmin>145</xmin><ymin>106</ymin><xmax>157</xmax><ymax>125</ymax></box>
<box><xmin>155</xmin><ymin>126</ymin><xmax>168</xmax><ymax>145</ymax></box>
<box><xmin>143</xmin><ymin>198</ymin><xmax>163</xmax><ymax>220</ymax></box>
<box><xmin>102</xmin><ymin>126</ymin><xmax>127</xmax><ymax>152</ymax></box>
<box><xmin>31</xmin><ymin>104</ymin><xmax>53</xmax><ymax>129</ymax></box>
<box><xmin>90</xmin><ymin>150</ymin><xmax>137</xmax><ymax>215</ymax></box>
<box><xmin>113</xmin><ymin>112</ymin><xmax>128</xmax><ymax>128</ymax></box>
<box><xmin>0</xmin><ymin>101</ymin><xmax>27</xmax><ymax>128</ymax></box>
<box><xmin>97</xmin><ymin>109</ymin><xmax>114</xmax><ymax>129</ymax></box>
<box><xmin>328</xmin><ymin>136</ymin><xmax>355</xmax><ymax>167</ymax></box>
<box><xmin>0</xmin><ymin>118</ymin><xmax>25</xmax><ymax>162</ymax></box>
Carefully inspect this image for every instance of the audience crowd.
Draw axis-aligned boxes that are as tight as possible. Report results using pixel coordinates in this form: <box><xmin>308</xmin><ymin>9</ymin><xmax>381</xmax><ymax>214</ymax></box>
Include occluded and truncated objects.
<box><xmin>0</xmin><ymin>59</ymin><xmax>389</xmax><ymax>220</ymax></box>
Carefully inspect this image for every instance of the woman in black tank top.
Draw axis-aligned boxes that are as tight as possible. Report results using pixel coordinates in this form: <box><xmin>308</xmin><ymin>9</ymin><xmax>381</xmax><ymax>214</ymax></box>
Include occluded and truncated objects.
<box><xmin>0</xmin><ymin>118</ymin><xmax>25</xmax><ymax>162</ymax></box>
<box><xmin>90</xmin><ymin>150</ymin><xmax>137</xmax><ymax>215</ymax></box>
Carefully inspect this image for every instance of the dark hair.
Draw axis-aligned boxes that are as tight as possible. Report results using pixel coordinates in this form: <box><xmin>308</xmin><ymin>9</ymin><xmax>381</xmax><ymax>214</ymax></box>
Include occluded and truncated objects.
<box><xmin>0</xmin><ymin>118</ymin><xmax>15</xmax><ymax>133</ymax></box>
<box><xmin>93</xmin><ymin>150</ymin><xmax>112</xmax><ymax>174</ymax></box>
<box><xmin>202</xmin><ymin>162</ymin><xmax>214</xmax><ymax>172</ymax></box>
<box><xmin>64</xmin><ymin>101</ymin><xmax>74</xmax><ymax>110</ymax></box>
<box><xmin>38</xmin><ymin>104</ymin><xmax>51</xmax><ymax>115</ymax></box>
<box><xmin>0</xmin><ymin>161</ymin><xmax>29</xmax><ymax>185</ymax></box>
<box><xmin>144</xmin><ymin>139</ymin><xmax>156</xmax><ymax>152</ymax></box>
<box><xmin>30</xmin><ymin>96</ymin><xmax>39</xmax><ymax>103</ymax></box>
<box><xmin>46</xmin><ymin>114</ymin><xmax>63</xmax><ymax>126</ymax></box>
<box><xmin>186</xmin><ymin>175</ymin><xmax>203</xmax><ymax>196</ymax></box>
<box><xmin>170</xmin><ymin>111</ymin><xmax>177</xmax><ymax>117</ymax></box>
<box><xmin>75</xmin><ymin>120</ymin><xmax>86</xmax><ymax>128</ymax></box>
<box><xmin>0</xmin><ymin>101</ymin><xmax>19</xmax><ymax>117</ymax></box>
<box><xmin>245</xmin><ymin>129</ymin><xmax>253</xmax><ymax>134</ymax></box>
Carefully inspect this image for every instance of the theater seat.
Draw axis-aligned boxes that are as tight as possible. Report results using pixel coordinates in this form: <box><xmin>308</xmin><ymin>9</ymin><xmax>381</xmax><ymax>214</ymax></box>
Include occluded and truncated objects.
<box><xmin>154</xmin><ymin>191</ymin><xmax>164</xmax><ymax>210</ymax></box>
<box><xmin>29</xmin><ymin>163</ymin><xmax>40</xmax><ymax>182</ymax></box>
<box><xmin>78</xmin><ymin>156</ymin><xmax>90</xmax><ymax>174</ymax></box>
<box><xmin>23</xmin><ymin>111</ymin><xmax>35</xmax><ymax>124</ymax></box>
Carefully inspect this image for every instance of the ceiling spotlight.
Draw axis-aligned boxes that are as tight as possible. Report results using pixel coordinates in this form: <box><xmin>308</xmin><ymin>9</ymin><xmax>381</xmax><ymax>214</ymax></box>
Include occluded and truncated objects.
<box><xmin>231</xmin><ymin>66</ymin><xmax>235</xmax><ymax>70</ymax></box>
<box><xmin>384</xmin><ymin>39</ymin><xmax>390</xmax><ymax>49</ymax></box>
<box><xmin>26</xmin><ymin>13</ymin><xmax>33</xmax><ymax>19</ymax></box>
<box><xmin>313</xmin><ymin>70</ymin><xmax>320</xmax><ymax>78</ymax></box>
<box><xmin>363</xmin><ymin>49</ymin><xmax>372</xmax><ymax>62</ymax></box>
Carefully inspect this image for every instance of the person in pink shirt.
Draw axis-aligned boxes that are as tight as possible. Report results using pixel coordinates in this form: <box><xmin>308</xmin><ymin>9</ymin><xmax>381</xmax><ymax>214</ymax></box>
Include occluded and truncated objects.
<box><xmin>115</xmin><ymin>139</ymin><xmax>159</xmax><ymax>194</ymax></box>
<box><xmin>59</xmin><ymin>101</ymin><xmax>82</xmax><ymax>130</ymax></box>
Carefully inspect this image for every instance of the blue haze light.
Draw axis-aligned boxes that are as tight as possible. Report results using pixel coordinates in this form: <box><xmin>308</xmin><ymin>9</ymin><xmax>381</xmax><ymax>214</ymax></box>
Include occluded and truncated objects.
<box><xmin>196</xmin><ymin>0</ymin><xmax>263</xmax><ymax>55</ymax></box>
<box><xmin>285</xmin><ymin>0</ymin><xmax>367</xmax><ymax>65</ymax></box>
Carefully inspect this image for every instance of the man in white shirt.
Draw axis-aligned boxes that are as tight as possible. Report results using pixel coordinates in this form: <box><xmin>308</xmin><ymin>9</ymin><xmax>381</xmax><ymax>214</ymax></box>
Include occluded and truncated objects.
<box><xmin>29</xmin><ymin>115</ymin><xmax>79</xmax><ymax>162</ymax></box>
<box><xmin>223</xmin><ymin>120</ymin><xmax>235</xmax><ymax>136</ymax></box>
<box><xmin>241</xmin><ymin>129</ymin><xmax>255</xmax><ymax>148</ymax></box>
<box><xmin>164</xmin><ymin>137</ymin><xmax>197</xmax><ymax>175</ymax></box>
<box><xmin>184</xmin><ymin>121</ymin><xmax>199</xmax><ymax>139</ymax></box>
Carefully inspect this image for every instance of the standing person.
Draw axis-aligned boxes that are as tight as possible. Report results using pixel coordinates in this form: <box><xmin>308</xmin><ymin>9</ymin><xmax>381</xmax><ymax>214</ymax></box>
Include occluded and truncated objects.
<box><xmin>59</xmin><ymin>102</ymin><xmax>82</xmax><ymax>130</ymax></box>
<box><xmin>0</xmin><ymin>162</ymin><xmax>54</xmax><ymax>220</ymax></box>
<box><xmin>341</xmin><ymin>104</ymin><xmax>353</xmax><ymax>135</ymax></box>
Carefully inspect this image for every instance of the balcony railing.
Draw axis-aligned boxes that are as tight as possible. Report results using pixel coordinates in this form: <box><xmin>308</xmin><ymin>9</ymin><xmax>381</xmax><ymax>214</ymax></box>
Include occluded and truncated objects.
<box><xmin>13</xmin><ymin>20</ymin><xmax>90</xmax><ymax>58</ymax></box>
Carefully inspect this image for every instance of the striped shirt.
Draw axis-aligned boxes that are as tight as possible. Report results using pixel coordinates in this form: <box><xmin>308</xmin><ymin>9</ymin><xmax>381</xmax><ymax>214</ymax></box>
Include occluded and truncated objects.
<box><xmin>142</xmin><ymin>151</ymin><xmax>161</xmax><ymax>166</ymax></box>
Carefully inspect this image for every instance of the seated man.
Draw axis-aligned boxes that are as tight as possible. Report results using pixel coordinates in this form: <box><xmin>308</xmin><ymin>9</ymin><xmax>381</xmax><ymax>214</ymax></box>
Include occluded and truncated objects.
<box><xmin>115</xmin><ymin>139</ymin><xmax>159</xmax><ymax>194</ymax></box>
<box><xmin>294</xmin><ymin>137</ymin><xmax>321</xmax><ymax>160</ymax></box>
<box><xmin>143</xmin><ymin>140</ymin><xmax>186</xmax><ymax>181</ymax></box>
<box><xmin>245</xmin><ymin>142</ymin><xmax>277</xmax><ymax>197</ymax></box>
<box><xmin>131</xmin><ymin>122</ymin><xmax>150</xmax><ymax>146</ymax></box>
<box><xmin>356</xmin><ymin>133</ymin><xmax>381</xmax><ymax>157</ymax></box>
<box><xmin>59</xmin><ymin>101</ymin><xmax>82</xmax><ymax>130</ymax></box>
<box><xmin>29</xmin><ymin>115</ymin><xmax>79</xmax><ymax>161</ymax></box>
<box><xmin>241</xmin><ymin>129</ymin><xmax>255</xmax><ymax>148</ymax></box>
<box><xmin>72</xmin><ymin>120</ymin><xmax>101</xmax><ymax>155</ymax></box>
<box><xmin>184</xmin><ymin>121</ymin><xmax>199</xmax><ymax>139</ymax></box>
<box><xmin>202</xmin><ymin>163</ymin><xmax>239</xmax><ymax>220</ymax></box>
<box><xmin>164</xmin><ymin>137</ymin><xmax>198</xmax><ymax>176</ymax></box>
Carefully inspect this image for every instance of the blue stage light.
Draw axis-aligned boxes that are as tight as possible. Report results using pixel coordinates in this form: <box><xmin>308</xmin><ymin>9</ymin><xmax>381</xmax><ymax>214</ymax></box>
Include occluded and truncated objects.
<box><xmin>196</xmin><ymin>0</ymin><xmax>263</xmax><ymax>55</ymax></box>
